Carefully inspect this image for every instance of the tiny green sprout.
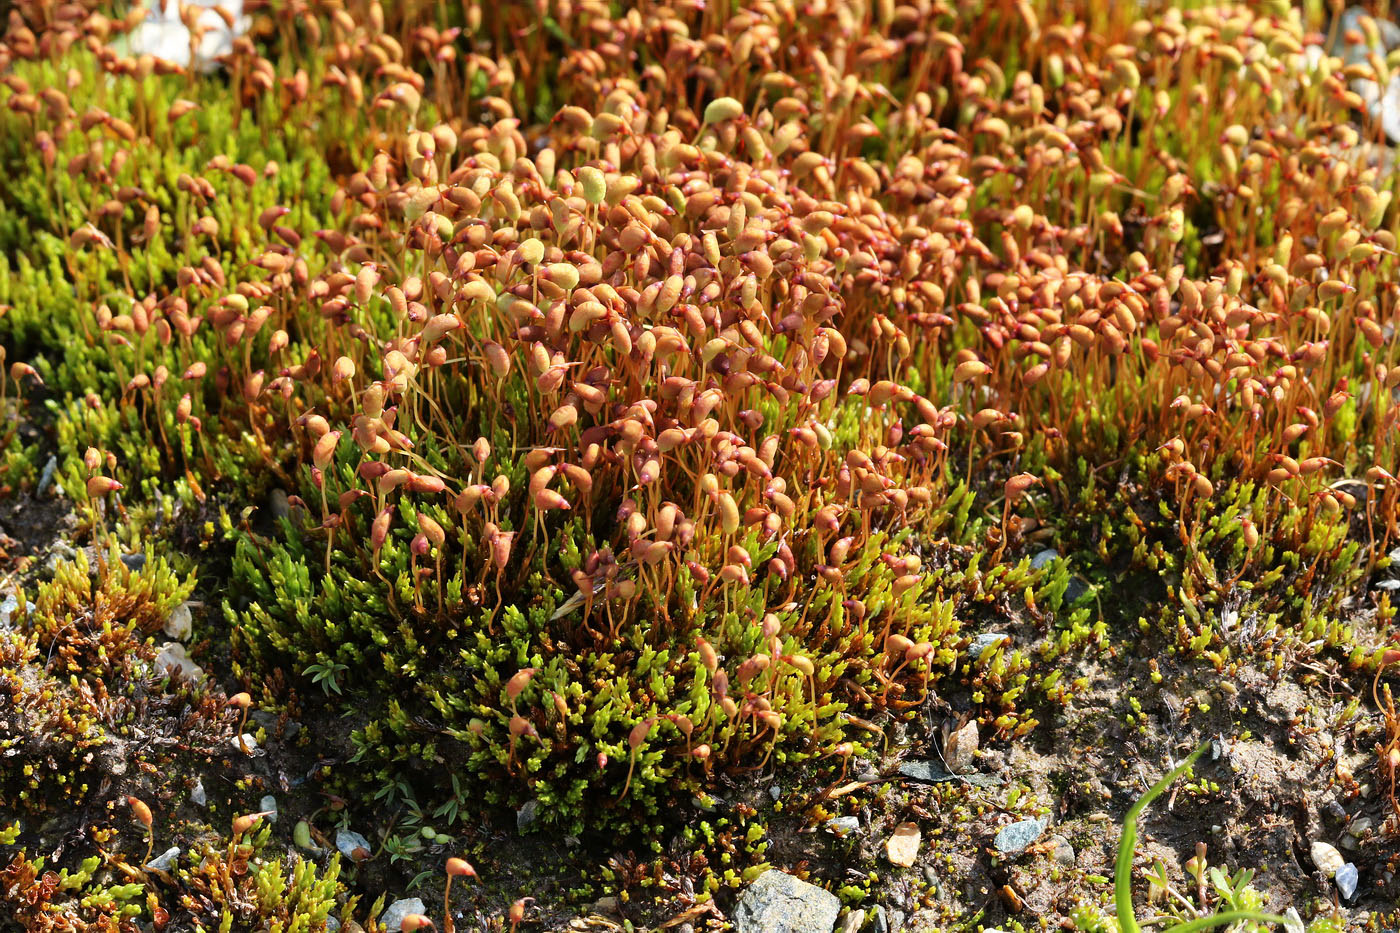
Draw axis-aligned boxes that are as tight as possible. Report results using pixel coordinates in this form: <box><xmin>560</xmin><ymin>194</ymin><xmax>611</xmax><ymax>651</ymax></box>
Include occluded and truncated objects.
<box><xmin>1114</xmin><ymin>742</ymin><xmax>1287</xmax><ymax>933</ymax></box>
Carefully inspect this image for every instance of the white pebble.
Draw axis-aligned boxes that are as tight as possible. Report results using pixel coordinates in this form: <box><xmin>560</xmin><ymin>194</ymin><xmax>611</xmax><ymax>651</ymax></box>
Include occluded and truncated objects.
<box><xmin>163</xmin><ymin>602</ymin><xmax>193</xmax><ymax>640</ymax></box>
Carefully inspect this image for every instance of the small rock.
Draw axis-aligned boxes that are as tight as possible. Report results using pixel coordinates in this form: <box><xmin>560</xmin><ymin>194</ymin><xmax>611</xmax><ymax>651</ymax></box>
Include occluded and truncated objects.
<box><xmin>967</xmin><ymin>633</ymin><xmax>1007</xmax><ymax>661</ymax></box>
<box><xmin>1030</xmin><ymin>548</ymin><xmax>1060</xmax><ymax>569</ymax></box>
<box><xmin>897</xmin><ymin>759</ymin><xmax>1004</xmax><ymax>788</ymax></box>
<box><xmin>516</xmin><ymin>799</ymin><xmax>539</xmax><ymax>833</ymax></box>
<box><xmin>121</xmin><ymin>552</ymin><xmax>146</xmax><ymax>572</ymax></box>
<box><xmin>839</xmin><ymin>909</ymin><xmax>865</xmax><ymax>933</ymax></box>
<box><xmin>121</xmin><ymin>0</ymin><xmax>249</xmax><ymax>72</ymax></box>
<box><xmin>945</xmin><ymin>721</ymin><xmax>978</xmax><ymax>774</ymax></box>
<box><xmin>591</xmin><ymin>896</ymin><xmax>621</xmax><ymax>918</ymax></box>
<box><xmin>155</xmin><ymin>642</ymin><xmax>204</xmax><ymax>682</ymax></box>
<box><xmin>1282</xmin><ymin>907</ymin><xmax>1304</xmax><ymax>933</ymax></box>
<box><xmin>233</xmin><ymin>733</ymin><xmax>259</xmax><ymax>754</ymax></box>
<box><xmin>889</xmin><ymin>910</ymin><xmax>906</xmax><ymax>932</ymax></box>
<box><xmin>0</xmin><ymin>592</ymin><xmax>33</xmax><ymax>628</ymax></box>
<box><xmin>871</xmin><ymin>906</ymin><xmax>888</xmax><ymax>933</ymax></box>
<box><xmin>335</xmin><ymin>828</ymin><xmax>372</xmax><ymax>861</ymax></box>
<box><xmin>769</xmin><ymin>784</ymin><xmax>782</xmax><ymax>801</ymax></box>
<box><xmin>994</xmin><ymin>818</ymin><xmax>1045</xmax><ymax>856</ymax></box>
<box><xmin>732</xmin><ymin>869</ymin><xmax>840</xmax><ymax>933</ymax></box>
<box><xmin>1311</xmin><ymin>840</ymin><xmax>1346</xmax><ymax>876</ymax></box>
<box><xmin>826</xmin><ymin>816</ymin><xmax>861</xmax><ymax>836</ymax></box>
<box><xmin>259</xmin><ymin>795</ymin><xmax>278</xmax><ymax>822</ymax></box>
<box><xmin>163</xmin><ymin>601</ymin><xmax>193</xmax><ymax>640</ymax></box>
<box><xmin>885</xmin><ymin>822</ymin><xmax>920</xmax><ymax>867</ymax></box>
<box><xmin>380</xmin><ymin>898</ymin><xmax>426</xmax><ymax>933</ymax></box>
<box><xmin>1336</xmin><ymin>862</ymin><xmax>1358</xmax><ymax>900</ymax></box>
<box><xmin>190</xmin><ymin>778</ymin><xmax>207</xmax><ymax>807</ymax></box>
<box><xmin>145</xmin><ymin>846</ymin><xmax>180</xmax><ymax>871</ymax></box>
<box><xmin>1047</xmin><ymin>834</ymin><xmax>1076</xmax><ymax>867</ymax></box>
<box><xmin>36</xmin><ymin>455</ymin><xmax>57</xmax><ymax>495</ymax></box>
<box><xmin>325</xmin><ymin>918</ymin><xmax>340</xmax><ymax>933</ymax></box>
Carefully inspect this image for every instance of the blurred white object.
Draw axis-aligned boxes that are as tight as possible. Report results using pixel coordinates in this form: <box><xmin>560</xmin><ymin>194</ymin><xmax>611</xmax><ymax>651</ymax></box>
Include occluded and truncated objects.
<box><xmin>124</xmin><ymin>0</ymin><xmax>248</xmax><ymax>72</ymax></box>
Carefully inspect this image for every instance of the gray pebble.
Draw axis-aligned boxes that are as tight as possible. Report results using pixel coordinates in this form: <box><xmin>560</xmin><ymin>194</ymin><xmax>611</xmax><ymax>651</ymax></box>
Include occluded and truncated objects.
<box><xmin>335</xmin><ymin>828</ymin><xmax>371</xmax><ymax>860</ymax></box>
<box><xmin>994</xmin><ymin>818</ymin><xmax>1045</xmax><ymax>856</ymax></box>
<box><xmin>145</xmin><ymin>846</ymin><xmax>181</xmax><ymax>871</ymax></box>
<box><xmin>1336</xmin><ymin>862</ymin><xmax>1358</xmax><ymax>900</ymax></box>
<box><xmin>516</xmin><ymin>799</ymin><xmax>539</xmax><ymax>833</ymax></box>
<box><xmin>967</xmin><ymin>633</ymin><xmax>1008</xmax><ymax>661</ymax></box>
<box><xmin>380</xmin><ymin>898</ymin><xmax>426</xmax><ymax>933</ymax></box>
<box><xmin>36</xmin><ymin>456</ymin><xmax>57</xmax><ymax>495</ymax></box>
<box><xmin>732</xmin><ymin>869</ymin><xmax>840</xmax><ymax>933</ymax></box>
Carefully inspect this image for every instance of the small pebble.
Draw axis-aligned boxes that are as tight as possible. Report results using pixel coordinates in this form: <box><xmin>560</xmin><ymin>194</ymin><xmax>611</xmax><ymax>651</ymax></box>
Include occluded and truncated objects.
<box><xmin>0</xmin><ymin>592</ymin><xmax>33</xmax><ymax>628</ymax></box>
<box><xmin>259</xmin><ymin>795</ymin><xmax>277</xmax><ymax>822</ymax></box>
<box><xmin>380</xmin><ymin>898</ymin><xmax>426</xmax><ymax>933</ymax></box>
<box><xmin>871</xmin><ymin>905</ymin><xmax>888</xmax><ymax>933</ymax></box>
<box><xmin>335</xmin><ymin>829</ymin><xmax>372</xmax><ymax>861</ymax></box>
<box><xmin>190</xmin><ymin>779</ymin><xmax>207</xmax><ymax>807</ymax></box>
<box><xmin>769</xmin><ymin>784</ymin><xmax>781</xmax><ymax>801</ymax></box>
<box><xmin>36</xmin><ymin>455</ymin><xmax>57</xmax><ymax>494</ymax></box>
<box><xmin>145</xmin><ymin>846</ymin><xmax>180</xmax><ymax>871</ymax></box>
<box><xmin>120</xmin><ymin>552</ymin><xmax>146</xmax><ymax>571</ymax></box>
<box><xmin>1311</xmin><ymin>840</ymin><xmax>1345</xmax><ymax>876</ymax></box>
<box><xmin>1336</xmin><ymin>862</ymin><xmax>1358</xmax><ymax>900</ymax></box>
<box><xmin>155</xmin><ymin>642</ymin><xmax>204</xmax><ymax>682</ymax></box>
<box><xmin>945</xmin><ymin>721</ymin><xmax>978</xmax><ymax>774</ymax></box>
<box><xmin>994</xmin><ymin>818</ymin><xmax>1045</xmax><ymax>856</ymax></box>
<box><xmin>1047</xmin><ymin>834</ymin><xmax>1076</xmax><ymax>867</ymax></box>
<box><xmin>967</xmin><ymin>633</ymin><xmax>1008</xmax><ymax>661</ymax></box>
<box><xmin>885</xmin><ymin>822</ymin><xmax>920</xmax><ymax>867</ymax></box>
<box><xmin>1030</xmin><ymin>548</ymin><xmax>1060</xmax><ymax>569</ymax></box>
<box><xmin>233</xmin><ymin>733</ymin><xmax>259</xmax><ymax>754</ymax></box>
<box><xmin>1282</xmin><ymin>907</ymin><xmax>1304</xmax><ymax>933</ymax></box>
<box><xmin>516</xmin><ymin>799</ymin><xmax>539</xmax><ymax>833</ymax></box>
<box><xmin>163</xmin><ymin>601</ymin><xmax>193</xmax><ymax>640</ymax></box>
<box><xmin>839</xmin><ymin>908</ymin><xmax>865</xmax><ymax>933</ymax></box>
<box><xmin>826</xmin><ymin>816</ymin><xmax>861</xmax><ymax>836</ymax></box>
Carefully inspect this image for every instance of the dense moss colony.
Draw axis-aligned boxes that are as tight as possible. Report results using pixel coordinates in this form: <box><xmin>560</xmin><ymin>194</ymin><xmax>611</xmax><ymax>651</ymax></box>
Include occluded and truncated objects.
<box><xmin>0</xmin><ymin>0</ymin><xmax>1398</xmax><ymax>929</ymax></box>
